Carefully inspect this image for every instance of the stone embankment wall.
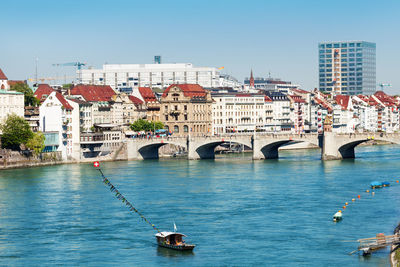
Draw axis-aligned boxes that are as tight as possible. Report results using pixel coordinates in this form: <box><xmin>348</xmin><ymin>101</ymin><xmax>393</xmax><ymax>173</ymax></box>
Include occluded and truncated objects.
<box><xmin>0</xmin><ymin>149</ymin><xmax>63</xmax><ymax>170</ymax></box>
<box><xmin>391</xmin><ymin>223</ymin><xmax>400</xmax><ymax>267</ymax></box>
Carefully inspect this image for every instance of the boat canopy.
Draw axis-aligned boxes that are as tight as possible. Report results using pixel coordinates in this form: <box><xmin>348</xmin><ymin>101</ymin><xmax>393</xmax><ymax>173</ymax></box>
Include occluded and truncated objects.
<box><xmin>370</xmin><ymin>181</ymin><xmax>382</xmax><ymax>187</ymax></box>
<box><xmin>155</xmin><ymin>232</ymin><xmax>186</xmax><ymax>238</ymax></box>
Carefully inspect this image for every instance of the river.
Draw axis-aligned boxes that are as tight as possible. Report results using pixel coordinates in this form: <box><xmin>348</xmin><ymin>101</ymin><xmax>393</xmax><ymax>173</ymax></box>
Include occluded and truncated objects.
<box><xmin>0</xmin><ymin>145</ymin><xmax>400</xmax><ymax>266</ymax></box>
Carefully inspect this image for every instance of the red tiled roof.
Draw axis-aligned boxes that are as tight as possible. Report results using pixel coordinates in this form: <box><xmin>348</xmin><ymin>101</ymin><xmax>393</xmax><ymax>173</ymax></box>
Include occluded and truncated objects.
<box><xmin>0</xmin><ymin>68</ymin><xmax>7</xmax><ymax>80</ymax></box>
<box><xmin>55</xmin><ymin>92</ymin><xmax>73</xmax><ymax>110</ymax></box>
<box><xmin>34</xmin><ymin>84</ymin><xmax>55</xmax><ymax>102</ymax></box>
<box><xmin>138</xmin><ymin>87</ymin><xmax>157</xmax><ymax>103</ymax></box>
<box><xmin>128</xmin><ymin>95</ymin><xmax>144</xmax><ymax>105</ymax></box>
<box><xmin>70</xmin><ymin>85</ymin><xmax>115</xmax><ymax>102</ymax></box>
<box><xmin>289</xmin><ymin>95</ymin><xmax>306</xmax><ymax>103</ymax></box>
<box><xmin>374</xmin><ymin>91</ymin><xmax>398</xmax><ymax>106</ymax></box>
<box><xmin>264</xmin><ymin>96</ymin><xmax>272</xmax><ymax>102</ymax></box>
<box><xmin>292</xmin><ymin>88</ymin><xmax>309</xmax><ymax>94</ymax></box>
<box><xmin>334</xmin><ymin>95</ymin><xmax>350</xmax><ymax>110</ymax></box>
<box><xmin>314</xmin><ymin>97</ymin><xmax>333</xmax><ymax>112</ymax></box>
<box><xmin>162</xmin><ymin>84</ymin><xmax>207</xmax><ymax>98</ymax></box>
<box><xmin>8</xmin><ymin>80</ymin><xmax>26</xmax><ymax>87</ymax></box>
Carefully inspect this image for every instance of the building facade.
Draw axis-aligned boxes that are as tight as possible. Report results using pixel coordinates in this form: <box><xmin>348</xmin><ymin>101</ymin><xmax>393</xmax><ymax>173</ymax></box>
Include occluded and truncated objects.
<box><xmin>212</xmin><ymin>93</ymin><xmax>265</xmax><ymax>134</ymax></box>
<box><xmin>81</xmin><ymin>63</ymin><xmax>239</xmax><ymax>90</ymax></box>
<box><xmin>319</xmin><ymin>41</ymin><xmax>376</xmax><ymax>95</ymax></box>
<box><xmin>160</xmin><ymin>84</ymin><xmax>213</xmax><ymax>136</ymax></box>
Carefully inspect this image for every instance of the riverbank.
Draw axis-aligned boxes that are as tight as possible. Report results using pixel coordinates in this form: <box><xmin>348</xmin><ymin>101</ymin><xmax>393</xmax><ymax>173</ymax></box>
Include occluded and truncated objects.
<box><xmin>391</xmin><ymin>223</ymin><xmax>400</xmax><ymax>267</ymax></box>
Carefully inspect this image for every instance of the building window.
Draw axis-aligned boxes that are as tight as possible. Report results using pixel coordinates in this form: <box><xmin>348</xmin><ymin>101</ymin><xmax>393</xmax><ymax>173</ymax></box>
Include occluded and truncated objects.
<box><xmin>165</xmin><ymin>115</ymin><xmax>168</xmax><ymax>121</ymax></box>
<box><xmin>184</xmin><ymin>114</ymin><xmax>188</xmax><ymax>120</ymax></box>
<box><xmin>174</xmin><ymin>125</ymin><xmax>179</xmax><ymax>133</ymax></box>
<box><xmin>184</xmin><ymin>125</ymin><xmax>188</xmax><ymax>133</ymax></box>
<box><xmin>174</xmin><ymin>105</ymin><xmax>178</xmax><ymax>111</ymax></box>
<box><xmin>184</xmin><ymin>105</ymin><xmax>187</xmax><ymax>111</ymax></box>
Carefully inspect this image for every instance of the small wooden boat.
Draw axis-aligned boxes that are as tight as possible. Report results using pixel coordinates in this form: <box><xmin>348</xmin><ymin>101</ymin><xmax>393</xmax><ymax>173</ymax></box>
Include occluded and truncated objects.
<box><xmin>155</xmin><ymin>232</ymin><xmax>195</xmax><ymax>251</ymax></box>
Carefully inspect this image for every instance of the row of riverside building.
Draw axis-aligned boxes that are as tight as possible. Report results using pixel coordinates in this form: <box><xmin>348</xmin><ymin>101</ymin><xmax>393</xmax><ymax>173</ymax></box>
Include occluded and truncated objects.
<box><xmin>0</xmin><ymin>63</ymin><xmax>397</xmax><ymax>161</ymax></box>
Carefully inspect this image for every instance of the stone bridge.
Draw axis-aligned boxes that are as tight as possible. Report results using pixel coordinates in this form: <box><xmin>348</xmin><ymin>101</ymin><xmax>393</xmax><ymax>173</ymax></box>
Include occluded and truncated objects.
<box><xmin>188</xmin><ymin>135</ymin><xmax>253</xmax><ymax>160</ymax></box>
<box><xmin>252</xmin><ymin>133</ymin><xmax>321</xmax><ymax>159</ymax></box>
<box><xmin>322</xmin><ymin>132</ymin><xmax>400</xmax><ymax>160</ymax></box>
<box><xmin>126</xmin><ymin>132</ymin><xmax>400</xmax><ymax>160</ymax></box>
<box><xmin>127</xmin><ymin>137</ymin><xmax>187</xmax><ymax>160</ymax></box>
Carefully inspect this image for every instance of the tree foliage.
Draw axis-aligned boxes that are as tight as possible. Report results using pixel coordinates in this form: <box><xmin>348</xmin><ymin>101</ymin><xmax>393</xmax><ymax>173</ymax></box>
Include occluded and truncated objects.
<box><xmin>130</xmin><ymin>119</ymin><xmax>164</xmax><ymax>132</ymax></box>
<box><xmin>10</xmin><ymin>83</ymin><xmax>40</xmax><ymax>107</ymax></box>
<box><xmin>1</xmin><ymin>114</ymin><xmax>34</xmax><ymax>150</ymax></box>
<box><xmin>26</xmin><ymin>131</ymin><xmax>45</xmax><ymax>155</ymax></box>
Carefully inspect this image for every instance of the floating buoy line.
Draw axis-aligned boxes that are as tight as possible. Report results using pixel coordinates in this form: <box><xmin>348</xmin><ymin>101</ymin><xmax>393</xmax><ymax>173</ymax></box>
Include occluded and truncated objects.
<box><xmin>333</xmin><ymin>179</ymin><xmax>399</xmax><ymax>222</ymax></box>
<box><xmin>93</xmin><ymin>161</ymin><xmax>161</xmax><ymax>233</ymax></box>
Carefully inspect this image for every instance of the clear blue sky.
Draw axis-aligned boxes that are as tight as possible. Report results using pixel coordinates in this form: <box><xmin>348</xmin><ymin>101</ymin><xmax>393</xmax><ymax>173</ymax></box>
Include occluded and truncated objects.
<box><xmin>1</xmin><ymin>0</ymin><xmax>399</xmax><ymax>93</ymax></box>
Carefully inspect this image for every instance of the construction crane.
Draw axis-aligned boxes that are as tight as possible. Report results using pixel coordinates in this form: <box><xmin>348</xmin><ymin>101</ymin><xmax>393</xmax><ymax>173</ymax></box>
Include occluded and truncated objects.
<box><xmin>52</xmin><ymin>62</ymin><xmax>86</xmax><ymax>84</ymax></box>
<box><xmin>378</xmin><ymin>83</ymin><xmax>392</xmax><ymax>91</ymax></box>
<box><xmin>28</xmin><ymin>76</ymin><xmax>75</xmax><ymax>82</ymax></box>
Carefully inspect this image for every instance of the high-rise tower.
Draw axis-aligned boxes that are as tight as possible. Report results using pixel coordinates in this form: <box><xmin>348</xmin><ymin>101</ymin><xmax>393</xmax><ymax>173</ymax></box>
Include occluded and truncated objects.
<box><xmin>318</xmin><ymin>41</ymin><xmax>376</xmax><ymax>95</ymax></box>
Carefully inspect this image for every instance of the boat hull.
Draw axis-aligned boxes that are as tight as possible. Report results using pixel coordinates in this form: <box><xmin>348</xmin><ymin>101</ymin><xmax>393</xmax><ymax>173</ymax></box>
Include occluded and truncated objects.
<box><xmin>157</xmin><ymin>243</ymin><xmax>195</xmax><ymax>251</ymax></box>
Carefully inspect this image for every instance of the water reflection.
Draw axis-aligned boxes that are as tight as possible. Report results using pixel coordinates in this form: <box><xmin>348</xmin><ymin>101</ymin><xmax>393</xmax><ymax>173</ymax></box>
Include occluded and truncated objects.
<box><xmin>156</xmin><ymin>246</ymin><xmax>195</xmax><ymax>258</ymax></box>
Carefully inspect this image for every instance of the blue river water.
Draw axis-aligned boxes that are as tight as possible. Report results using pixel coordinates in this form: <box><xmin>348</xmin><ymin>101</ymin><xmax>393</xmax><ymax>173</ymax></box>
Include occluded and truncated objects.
<box><xmin>1</xmin><ymin>145</ymin><xmax>400</xmax><ymax>266</ymax></box>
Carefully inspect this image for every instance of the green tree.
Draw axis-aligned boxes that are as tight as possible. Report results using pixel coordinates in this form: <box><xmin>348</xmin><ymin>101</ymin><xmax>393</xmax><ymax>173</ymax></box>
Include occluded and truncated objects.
<box><xmin>152</xmin><ymin>121</ymin><xmax>164</xmax><ymax>131</ymax></box>
<box><xmin>130</xmin><ymin>119</ymin><xmax>165</xmax><ymax>132</ymax></box>
<box><xmin>0</xmin><ymin>114</ymin><xmax>34</xmax><ymax>150</ymax></box>
<box><xmin>130</xmin><ymin>119</ymin><xmax>151</xmax><ymax>131</ymax></box>
<box><xmin>62</xmin><ymin>83</ymin><xmax>73</xmax><ymax>90</ymax></box>
<box><xmin>10</xmin><ymin>83</ymin><xmax>40</xmax><ymax>106</ymax></box>
<box><xmin>26</xmin><ymin>131</ymin><xmax>45</xmax><ymax>155</ymax></box>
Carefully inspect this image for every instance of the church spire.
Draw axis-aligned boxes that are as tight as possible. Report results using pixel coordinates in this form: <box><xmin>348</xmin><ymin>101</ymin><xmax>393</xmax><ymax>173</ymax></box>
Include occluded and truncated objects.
<box><xmin>249</xmin><ymin>69</ymin><xmax>255</xmax><ymax>88</ymax></box>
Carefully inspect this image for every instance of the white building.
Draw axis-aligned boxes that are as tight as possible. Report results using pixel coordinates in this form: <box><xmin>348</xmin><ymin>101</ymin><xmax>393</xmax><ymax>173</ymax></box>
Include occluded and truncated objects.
<box><xmin>265</xmin><ymin>92</ymin><xmax>292</xmax><ymax>132</ymax></box>
<box><xmin>81</xmin><ymin>63</ymin><xmax>240</xmax><ymax>90</ymax></box>
<box><xmin>0</xmin><ymin>69</ymin><xmax>9</xmax><ymax>90</ymax></box>
<box><xmin>212</xmin><ymin>93</ymin><xmax>265</xmax><ymax>134</ymax></box>
<box><xmin>0</xmin><ymin>90</ymin><xmax>24</xmax><ymax>124</ymax></box>
<box><xmin>39</xmin><ymin>91</ymin><xmax>79</xmax><ymax>160</ymax></box>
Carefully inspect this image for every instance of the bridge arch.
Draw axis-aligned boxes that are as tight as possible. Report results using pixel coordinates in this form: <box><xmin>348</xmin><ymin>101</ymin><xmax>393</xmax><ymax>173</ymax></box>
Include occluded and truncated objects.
<box><xmin>188</xmin><ymin>136</ymin><xmax>252</xmax><ymax>160</ymax></box>
<box><xmin>127</xmin><ymin>139</ymin><xmax>187</xmax><ymax>160</ymax></box>
<box><xmin>322</xmin><ymin>132</ymin><xmax>400</xmax><ymax>160</ymax></box>
<box><xmin>253</xmin><ymin>135</ymin><xmax>321</xmax><ymax>160</ymax></box>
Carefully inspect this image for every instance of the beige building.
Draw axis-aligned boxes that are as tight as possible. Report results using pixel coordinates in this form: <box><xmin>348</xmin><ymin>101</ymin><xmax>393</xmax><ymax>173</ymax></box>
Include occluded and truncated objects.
<box><xmin>160</xmin><ymin>84</ymin><xmax>213</xmax><ymax>136</ymax></box>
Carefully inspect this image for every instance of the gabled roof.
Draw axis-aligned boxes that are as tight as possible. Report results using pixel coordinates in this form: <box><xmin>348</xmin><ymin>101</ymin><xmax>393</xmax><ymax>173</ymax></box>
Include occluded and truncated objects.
<box><xmin>374</xmin><ymin>91</ymin><xmax>398</xmax><ymax>107</ymax></box>
<box><xmin>289</xmin><ymin>95</ymin><xmax>306</xmax><ymax>103</ymax></box>
<box><xmin>264</xmin><ymin>95</ymin><xmax>272</xmax><ymax>102</ymax></box>
<box><xmin>162</xmin><ymin>84</ymin><xmax>207</xmax><ymax>98</ymax></box>
<box><xmin>292</xmin><ymin>88</ymin><xmax>310</xmax><ymax>94</ymax></box>
<box><xmin>139</xmin><ymin>87</ymin><xmax>157</xmax><ymax>103</ymax></box>
<box><xmin>334</xmin><ymin>95</ymin><xmax>350</xmax><ymax>110</ymax></box>
<box><xmin>70</xmin><ymin>85</ymin><xmax>115</xmax><ymax>102</ymax></box>
<box><xmin>314</xmin><ymin>96</ymin><xmax>333</xmax><ymax>112</ymax></box>
<box><xmin>34</xmin><ymin>84</ymin><xmax>55</xmax><ymax>102</ymax></box>
<box><xmin>0</xmin><ymin>69</ymin><xmax>8</xmax><ymax>80</ymax></box>
<box><xmin>128</xmin><ymin>95</ymin><xmax>144</xmax><ymax>105</ymax></box>
<box><xmin>55</xmin><ymin>92</ymin><xmax>73</xmax><ymax>110</ymax></box>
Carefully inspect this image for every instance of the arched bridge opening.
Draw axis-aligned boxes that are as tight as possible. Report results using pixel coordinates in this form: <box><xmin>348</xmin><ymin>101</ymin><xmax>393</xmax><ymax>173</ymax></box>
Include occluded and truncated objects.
<box><xmin>137</xmin><ymin>141</ymin><xmax>187</xmax><ymax>159</ymax></box>
<box><xmin>254</xmin><ymin>137</ymin><xmax>320</xmax><ymax>160</ymax></box>
<box><xmin>192</xmin><ymin>140</ymin><xmax>252</xmax><ymax>160</ymax></box>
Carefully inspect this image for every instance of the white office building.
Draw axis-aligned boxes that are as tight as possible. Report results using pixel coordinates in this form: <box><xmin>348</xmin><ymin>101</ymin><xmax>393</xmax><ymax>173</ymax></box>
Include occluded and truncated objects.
<box><xmin>81</xmin><ymin>63</ymin><xmax>240</xmax><ymax>90</ymax></box>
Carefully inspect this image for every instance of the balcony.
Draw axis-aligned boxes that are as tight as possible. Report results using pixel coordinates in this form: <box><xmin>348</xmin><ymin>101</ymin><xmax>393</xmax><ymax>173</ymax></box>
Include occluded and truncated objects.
<box><xmin>80</xmin><ymin>133</ymin><xmax>104</xmax><ymax>144</ymax></box>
